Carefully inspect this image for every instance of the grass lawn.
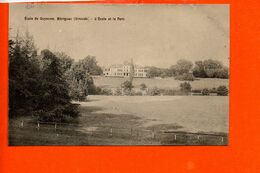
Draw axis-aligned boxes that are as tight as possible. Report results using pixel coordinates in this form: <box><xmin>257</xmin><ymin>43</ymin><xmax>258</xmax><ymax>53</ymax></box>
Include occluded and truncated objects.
<box><xmin>93</xmin><ymin>76</ymin><xmax>229</xmax><ymax>90</ymax></box>
<box><xmin>9</xmin><ymin>96</ymin><xmax>228</xmax><ymax>146</ymax></box>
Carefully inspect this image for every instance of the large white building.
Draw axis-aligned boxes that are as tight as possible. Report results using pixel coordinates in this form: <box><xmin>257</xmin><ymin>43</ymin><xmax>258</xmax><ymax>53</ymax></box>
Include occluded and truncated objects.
<box><xmin>103</xmin><ymin>61</ymin><xmax>148</xmax><ymax>78</ymax></box>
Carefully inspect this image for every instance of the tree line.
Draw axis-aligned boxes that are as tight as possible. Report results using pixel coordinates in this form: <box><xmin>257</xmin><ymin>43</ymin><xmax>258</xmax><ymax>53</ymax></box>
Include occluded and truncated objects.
<box><xmin>95</xmin><ymin>82</ymin><xmax>228</xmax><ymax>96</ymax></box>
<box><xmin>9</xmin><ymin>32</ymin><xmax>101</xmax><ymax>122</ymax></box>
<box><xmin>146</xmin><ymin>59</ymin><xmax>229</xmax><ymax>80</ymax></box>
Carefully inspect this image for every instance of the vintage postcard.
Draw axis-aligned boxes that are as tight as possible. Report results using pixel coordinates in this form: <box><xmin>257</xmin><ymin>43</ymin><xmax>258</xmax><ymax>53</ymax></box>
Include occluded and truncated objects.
<box><xmin>8</xmin><ymin>4</ymin><xmax>229</xmax><ymax>146</ymax></box>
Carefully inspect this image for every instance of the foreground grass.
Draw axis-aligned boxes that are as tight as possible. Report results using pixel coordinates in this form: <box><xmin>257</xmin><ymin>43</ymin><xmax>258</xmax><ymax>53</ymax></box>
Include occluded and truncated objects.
<box><xmin>9</xmin><ymin>104</ymin><xmax>228</xmax><ymax>146</ymax></box>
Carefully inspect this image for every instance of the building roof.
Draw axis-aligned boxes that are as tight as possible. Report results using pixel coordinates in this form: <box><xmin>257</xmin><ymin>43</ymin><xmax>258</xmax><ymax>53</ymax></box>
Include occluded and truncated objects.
<box><xmin>110</xmin><ymin>64</ymin><xmax>123</xmax><ymax>68</ymax></box>
<box><xmin>104</xmin><ymin>61</ymin><xmax>147</xmax><ymax>69</ymax></box>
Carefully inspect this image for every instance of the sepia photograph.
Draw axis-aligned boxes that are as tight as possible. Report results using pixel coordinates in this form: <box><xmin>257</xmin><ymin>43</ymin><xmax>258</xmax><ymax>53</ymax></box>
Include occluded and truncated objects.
<box><xmin>8</xmin><ymin>4</ymin><xmax>229</xmax><ymax>146</ymax></box>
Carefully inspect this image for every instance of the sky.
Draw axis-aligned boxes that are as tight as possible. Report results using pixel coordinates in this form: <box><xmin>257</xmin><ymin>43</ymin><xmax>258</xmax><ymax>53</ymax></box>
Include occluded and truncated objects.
<box><xmin>9</xmin><ymin>4</ymin><xmax>229</xmax><ymax>68</ymax></box>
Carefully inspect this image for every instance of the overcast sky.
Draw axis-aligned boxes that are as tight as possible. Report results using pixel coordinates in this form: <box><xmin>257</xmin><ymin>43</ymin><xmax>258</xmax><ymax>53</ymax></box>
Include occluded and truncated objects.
<box><xmin>9</xmin><ymin>4</ymin><xmax>229</xmax><ymax>68</ymax></box>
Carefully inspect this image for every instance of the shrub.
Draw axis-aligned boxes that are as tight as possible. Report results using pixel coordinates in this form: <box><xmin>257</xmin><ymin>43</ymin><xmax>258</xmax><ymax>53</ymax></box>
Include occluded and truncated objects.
<box><xmin>38</xmin><ymin>103</ymin><xmax>80</xmax><ymax>123</ymax></box>
<box><xmin>133</xmin><ymin>91</ymin><xmax>143</xmax><ymax>96</ymax></box>
<box><xmin>140</xmin><ymin>83</ymin><xmax>147</xmax><ymax>91</ymax></box>
<box><xmin>175</xmin><ymin>73</ymin><xmax>195</xmax><ymax>81</ymax></box>
<box><xmin>217</xmin><ymin>85</ymin><xmax>229</xmax><ymax>96</ymax></box>
<box><xmin>88</xmin><ymin>84</ymin><xmax>101</xmax><ymax>95</ymax></box>
<box><xmin>100</xmin><ymin>88</ymin><xmax>113</xmax><ymax>95</ymax></box>
<box><xmin>202</xmin><ymin>88</ymin><xmax>210</xmax><ymax>95</ymax></box>
<box><xmin>210</xmin><ymin>87</ymin><xmax>217</xmax><ymax>93</ymax></box>
<box><xmin>122</xmin><ymin>89</ymin><xmax>133</xmax><ymax>96</ymax></box>
<box><xmin>148</xmin><ymin>87</ymin><xmax>161</xmax><ymax>96</ymax></box>
<box><xmin>63</xmin><ymin>103</ymin><xmax>80</xmax><ymax>118</ymax></box>
<box><xmin>121</xmin><ymin>80</ymin><xmax>134</xmax><ymax>90</ymax></box>
<box><xmin>161</xmin><ymin>89</ymin><xmax>176</xmax><ymax>96</ymax></box>
<box><xmin>94</xmin><ymin>86</ymin><xmax>102</xmax><ymax>95</ymax></box>
<box><xmin>114</xmin><ymin>88</ymin><xmax>122</xmax><ymax>96</ymax></box>
<box><xmin>180</xmin><ymin>82</ymin><xmax>192</xmax><ymax>94</ymax></box>
<box><xmin>192</xmin><ymin>89</ymin><xmax>202</xmax><ymax>93</ymax></box>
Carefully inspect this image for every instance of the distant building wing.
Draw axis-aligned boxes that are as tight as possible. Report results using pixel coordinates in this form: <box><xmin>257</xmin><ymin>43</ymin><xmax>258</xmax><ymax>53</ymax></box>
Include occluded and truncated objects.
<box><xmin>103</xmin><ymin>61</ymin><xmax>148</xmax><ymax>78</ymax></box>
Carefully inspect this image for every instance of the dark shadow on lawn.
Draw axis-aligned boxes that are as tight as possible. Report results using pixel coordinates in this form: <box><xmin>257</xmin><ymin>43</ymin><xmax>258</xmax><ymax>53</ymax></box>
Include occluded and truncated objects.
<box><xmin>79</xmin><ymin>112</ymin><xmax>143</xmax><ymax>128</ymax></box>
<box><xmin>85</xmin><ymin>97</ymin><xmax>101</xmax><ymax>102</ymax></box>
<box><xmin>79</xmin><ymin>105</ymin><xmax>104</xmax><ymax>114</ymax></box>
<box><xmin>9</xmin><ymin>102</ymin><xmax>228</xmax><ymax>146</ymax></box>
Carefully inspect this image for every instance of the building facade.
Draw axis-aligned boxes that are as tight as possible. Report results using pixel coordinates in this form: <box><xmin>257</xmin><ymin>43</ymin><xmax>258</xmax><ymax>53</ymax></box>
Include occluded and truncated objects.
<box><xmin>103</xmin><ymin>61</ymin><xmax>148</xmax><ymax>78</ymax></box>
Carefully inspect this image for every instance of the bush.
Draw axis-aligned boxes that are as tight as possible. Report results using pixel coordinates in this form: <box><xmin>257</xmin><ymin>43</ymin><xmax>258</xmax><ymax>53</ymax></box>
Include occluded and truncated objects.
<box><xmin>38</xmin><ymin>103</ymin><xmax>80</xmax><ymax>123</ymax></box>
<box><xmin>122</xmin><ymin>89</ymin><xmax>133</xmax><ymax>96</ymax></box>
<box><xmin>94</xmin><ymin>86</ymin><xmax>102</xmax><ymax>94</ymax></box>
<box><xmin>133</xmin><ymin>91</ymin><xmax>143</xmax><ymax>96</ymax></box>
<box><xmin>140</xmin><ymin>83</ymin><xmax>147</xmax><ymax>91</ymax></box>
<box><xmin>192</xmin><ymin>89</ymin><xmax>202</xmax><ymax>93</ymax></box>
<box><xmin>121</xmin><ymin>80</ymin><xmax>134</xmax><ymax>95</ymax></box>
<box><xmin>88</xmin><ymin>86</ymin><xmax>103</xmax><ymax>95</ymax></box>
<box><xmin>202</xmin><ymin>88</ymin><xmax>210</xmax><ymax>95</ymax></box>
<box><xmin>63</xmin><ymin>103</ymin><xmax>80</xmax><ymax>118</ymax></box>
<box><xmin>175</xmin><ymin>73</ymin><xmax>195</xmax><ymax>81</ymax></box>
<box><xmin>148</xmin><ymin>87</ymin><xmax>161</xmax><ymax>96</ymax></box>
<box><xmin>161</xmin><ymin>89</ymin><xmax>176</xmax><ymax>96</ymax></box>
<box><xmin>210</xmin><ymin>87</ymin><xmax>217</xmax><ymax>93</ymax></box>
<box><xmin>88</xmin><ymin>84</ymin><xmax>99</xmax><ymax>95</ymax></box>
<box><xmin>100</xmin><ymin>88</ymin><xmax>113</xmax><ymax>95</ymax></box>
<box><xmin>217</xmin><ymin>85</ymin><xmax>229</xmax><ymax>96</ymax></box>
<box><xmin>180</xmin><ymin>82</ymin><xmax>192</xmax><ymax>94</ymax></box>
<box><xmin>114</xmin><ymin>88</ymin><xmax>122</xmax><ymax>96</ymax></box>
<box><xmin>121</xmin><ymin>80</ymin><xmax>134</xmax><ymax>90</ymax></box>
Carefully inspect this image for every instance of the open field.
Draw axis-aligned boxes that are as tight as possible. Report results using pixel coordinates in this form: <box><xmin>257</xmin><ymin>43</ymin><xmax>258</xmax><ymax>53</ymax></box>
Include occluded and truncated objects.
<box><xmin>9</xmin><ymin>95</ymin><xmax>228</xmax><ymax>145</ymax></box>
<box><xmin>93</xmin><ymin>76</ymin><xmax>229</xmax><ymax>90</ymax></box>
<box><xmin>82</xmin><ymin>95</ymin><xmax>229</xmax><ymax>133</ymax></box>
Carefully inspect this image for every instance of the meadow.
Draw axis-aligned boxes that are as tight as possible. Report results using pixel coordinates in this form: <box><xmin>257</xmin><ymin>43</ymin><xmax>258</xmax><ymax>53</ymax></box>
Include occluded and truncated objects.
<box><xmin>93</xmin><ymin>76</ymin><xmax>229</xmax><ymax>90</ymax></box>
<box><xmin>82</xmin><ymin>95</ymin><xmax>229</xmax><ymax>133</ymax></box>
<box><xmin>9</xmin><ymin>95</ymin><xmax>228</xmax><ymax>145</ymax></box>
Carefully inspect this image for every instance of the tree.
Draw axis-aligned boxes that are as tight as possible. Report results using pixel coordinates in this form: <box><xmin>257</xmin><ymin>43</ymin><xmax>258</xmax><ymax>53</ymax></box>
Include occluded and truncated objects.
<box><xmin>193</xmin><ymin>61</ymin><xmax>207</xmax><ymax>78</ymax></box>
<box><xmin>121</xmin><ymin>80</ymin><xmax>134</xmax><ymax>95</ymax></box>
<box><xmin>180</xmin><ymin>82</ymin><xmax>192</xmax><ymax>95</ymax></box>
<box><xmin>39</xmin><ymin>49</ymin><xmax>79</xmax><ymax>122</ymax></box>
<box><xmin>215</xmin><ymin>67</ymin><xmax>229</xmax><ymax>79</ymax></box>
<box><xmin>204</xmin><ymin>59</ymin><xmax>229</xmax><ymax>78</ymax></box>
<box><xmin>55</xmin><ymin>52</ymin><xmax>74</xmax><ymax>73</ymax></box>
<box><xmin>9</xmin><ymin>31</ymin><xmax>42</xmax><ymax>117</ymax></box>
<box><xmin>146</xmin><ymin>67</ymin><xmax>173</xmax><ymax>78</ymax></box>
<box><xmin>146</xmin><ymin>66</ymin><xmax>162</xmax><ymax>78</ymax></box>
<box><xmin>169</xmin><ymin>65</ymin><xmax>177</xmax><ymax>76</ymax></box>
<box><xmin>66</xmin><ymin>60</ymin><xmax>94</xmax><ymax>101</ymax></box>
<box><xmin>68</xmin><ymin>78</ymin><xmax>88</xmax><ymax>101</ymax></box>
<box><xmin>174</xmin><ymin>73</ymin><xmax>195</xmax><ymax>81</ymax></box>
<box><xmin>171</xmin><ymin>59</ymin><xmax>194</xmax><ymax>81</ymax></box>
<box><xmin>56</xmin><ymin>53</ymin><xmax>102</xmax><ymax>99</ymax></box>
<box><xmin>9</xmin><ymin>31</ymin><xmax>80</xmax><ymax>122</ymax></box>
<box><xmin>203</xmin><ymin>59</ymin><xmax>223</xmax><ymax>70</ymax></box>
<box><xmin>192</xmin><ymin>59</ymin><xmax>229</xmax><ymax>79</ymax></box>
<box><xmin>216</xmin><ymin>85</ymin><xmax>229</xmax><ymax>96</ymax></box>
<box><xmin>174</xmin><ymin>59</ymin><xmax>193</xmax><ymax>75</ymax></box>
<box><xmin>79</xmin><ymin>56</ymin><xmax>103</xmax><ymax>75</ymax></box>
